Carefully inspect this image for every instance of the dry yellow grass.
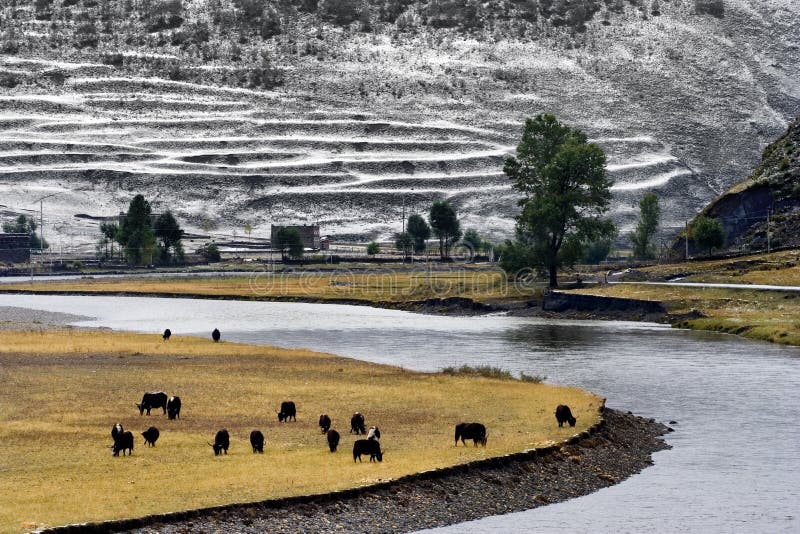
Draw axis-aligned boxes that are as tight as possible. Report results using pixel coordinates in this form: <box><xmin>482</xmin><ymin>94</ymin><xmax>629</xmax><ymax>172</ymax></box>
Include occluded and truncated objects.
<box><xmin>0</xmin><ymin>330</ymin><xmax>600</xmax><ymax>533</ymax></box>
<box><xmin>0</xmin><ymin>269</ymin><xmax>534</xmax><ymax>304</ymax></box>
<box><xmin>574</xmin><ymin>283</ymin><xmax>800</xmax><ymax>345</ymax></box>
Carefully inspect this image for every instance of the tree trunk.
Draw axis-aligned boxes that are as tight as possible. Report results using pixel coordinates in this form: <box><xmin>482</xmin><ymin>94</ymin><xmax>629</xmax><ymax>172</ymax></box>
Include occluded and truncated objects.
<box><xmin>548</xmin><ymin>264</ymin><xmax>558</xmax><ymax>288</ymax></box>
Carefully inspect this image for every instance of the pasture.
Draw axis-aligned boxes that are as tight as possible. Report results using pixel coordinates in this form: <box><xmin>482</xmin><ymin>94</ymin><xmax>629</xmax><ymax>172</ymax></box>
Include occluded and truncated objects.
<box><xmin>0</xmin><ymin>330</ymin><xmax>600</xmax><ymax>533</ymax></box>
<box><xmin>0</xmin><ymin>269</ymin><xmax>535</xmax><ymax>305</ymax></box>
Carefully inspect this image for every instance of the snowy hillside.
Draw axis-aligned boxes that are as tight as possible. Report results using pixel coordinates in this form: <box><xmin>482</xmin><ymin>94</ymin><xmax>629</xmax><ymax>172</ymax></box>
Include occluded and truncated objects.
<box><xmin>0</xmin><ymin>0</ymin><xmax>798</xmax><ymax>250</ymax></box>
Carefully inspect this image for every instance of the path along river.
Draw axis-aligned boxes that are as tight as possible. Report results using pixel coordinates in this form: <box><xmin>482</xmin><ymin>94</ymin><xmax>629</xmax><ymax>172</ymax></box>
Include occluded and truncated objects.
<box><xmin>1</xmin><ymin>294</ymin><xmax>798</xmax><ymax>533</ymax></box>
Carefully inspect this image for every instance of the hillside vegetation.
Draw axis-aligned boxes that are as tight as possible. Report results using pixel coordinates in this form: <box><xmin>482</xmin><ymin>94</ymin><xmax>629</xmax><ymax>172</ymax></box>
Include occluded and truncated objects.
<box><xmin>0</xmin><ymin>0</ymin><xmax>798</xmax><ymax>247</ymax></box>
<box><xmin>682</xmin><ymin>115</ymin><xmax>800</xmax><ymax>254</ymax></box>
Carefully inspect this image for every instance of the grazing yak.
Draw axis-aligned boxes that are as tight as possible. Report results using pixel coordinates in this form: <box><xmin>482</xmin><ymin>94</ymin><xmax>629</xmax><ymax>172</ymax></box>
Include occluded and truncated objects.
<box><xmin>350</xmin><ymin>412</ymin><xmax>366</xmax><ymax>435</ymax></box>
<box><xmin>555</xmin><ymin>405</ymin><xmax>577</xmax><ymax>427</ymax></box>
<box><xmin>111</xmin><ymin>423</ymin><xmax>124</xmax><ymax>441</ymax></box>
<box><xmin>455</xmin><ymin>422</ymin><xmax>487</xmax><ymax>447</ymax></box>
<box><xmin>112</xmin><ymin>430</ymin><xmax>134</xmax><ymax>456</ymax></box>
<box><xmin>167</xmin><ymin>396</ymin><xmax>182</xmax><ymax>420</ymax></box>
<box><xmin>278</xmin><ymin>401</ymin><xmax>296</xmax><ymax>422</ymax></box>
<box><xmin>162</xmin><ymin>328</ymin><xmax>171</xmax><ymax>341</ymax></box>
<box><xmin>367</xmin><ymin>426</ymin><xmax>381</xmax><ymax>442</ymax></box>
<box><xmin>353</xmin><ymin>439</ymin><xmax>382</xmax><ymax>462</ymax></box>
<box><xmin>136</xmin><ymin>391</ymin><xmax>168</xmax><ymax>416</ymax></box>
<box><xmin>326</xmin><ymin>429</ymin><xmax>340</xmax><ymax>452</ymax></box>
<box><xmin>142</xmin><ymin>426</ymin><xmax>160</xmax><ymax>447</ymax></box>
<box><xmin>250</xmin><ymin>430</ymin><xmax>265</xmax><ymax>453</ymax></box>
<box><xmin>209</xmin><ymin>429</ymin><xmax>230</xmax><ymax>455</ymax></box>
<box><xmin>211</xmin><ymin>328</ymin><xmax>221</xmax><ymax>342</ymax></box>
<box><xmin>319</xmin><ymin>414</ymin><xmax>331</xmax><ymax>433</ymax></box>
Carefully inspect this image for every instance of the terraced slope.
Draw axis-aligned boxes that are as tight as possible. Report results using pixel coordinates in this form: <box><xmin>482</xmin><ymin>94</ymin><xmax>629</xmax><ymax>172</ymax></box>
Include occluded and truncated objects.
<box><xmin>0</xmin><ymin>59</ymin><xmax>705</xmax><ymax>249</ymax></box>
<box><xmin>1</xmin><ymin>0</ymin><xmax>798</xmax><ymax>249</ymax></box>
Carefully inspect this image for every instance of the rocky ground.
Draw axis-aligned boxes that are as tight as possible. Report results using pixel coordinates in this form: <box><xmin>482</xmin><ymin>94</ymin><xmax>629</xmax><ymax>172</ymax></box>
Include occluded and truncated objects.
<box><xmin>41</xmin><ymin>409</ymin><xmax>671</xmax><ymax>534</ymax></box>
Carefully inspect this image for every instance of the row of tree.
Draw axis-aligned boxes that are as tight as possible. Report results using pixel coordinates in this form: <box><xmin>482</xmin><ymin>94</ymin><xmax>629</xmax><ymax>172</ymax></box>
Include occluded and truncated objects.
<box><xmin>2</xmin><ymin>215</ymin><xmax>48</xmax><ymax>250</ymax></box>
<box><xmin>392</xmin><ymin>200</ymin><xmax>489</xmax><ymax>260</ymax></box>
<box><xmin>98</xmin><ymin>194</ymin><xmax>185</xmax><ymax>266</ymax></box>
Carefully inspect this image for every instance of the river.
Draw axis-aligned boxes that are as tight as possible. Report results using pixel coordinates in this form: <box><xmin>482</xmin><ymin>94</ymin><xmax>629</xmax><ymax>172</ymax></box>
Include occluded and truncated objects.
<box><xmin>1</xmin><ymin>294</ymin><xmax>798</xmax><ymax>533</ymax></box>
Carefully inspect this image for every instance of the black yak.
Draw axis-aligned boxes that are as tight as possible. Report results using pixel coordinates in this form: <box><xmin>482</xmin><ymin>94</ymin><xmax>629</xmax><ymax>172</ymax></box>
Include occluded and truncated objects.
<box><xmin>167</xmin><ymin>396</ymin><xmax>181</xmax><ymax>420</ymax></box>
<box><xmin>142</xmin><ymin>426</ymin><xmax>160</xmax><ymax>447</ymax></box>
<box><xmin>250</xmin><ymin>430</ymin><xmax>264</xmax><ymax>453</ymax></box>
<box><xmin>327</xmin><ymin>429</ymin><xmax>340</xmax><ymax>452</ymax></box>
<box><xmin>353</xmin><ymin>439</ymin><xmax>382</xmax><ymax>462</ymax></box>
<box><xmin>163</xmin><ymin>328</ymin><xmax>171</xmax><ymax>341</ymax></box>
<box><xmin>555</xmin><ymin>405</ymin><xmax>577</xmax><ymax>427</ymax></box>
<box><xmin>210</xmin><ymin>429</ymin><xmax>230</xmax><ymax>455</ymax></box>
<box><xmin>350</xmin><ymin>412</ymin><xmax>366</xmax><ymax>435</ymax></box>
<box><xmin>455</xmin><ymin>422</ymin><xmax>487</xmax><ymax>447</ymax></box>
<box><xmin>112</xmin><ymin>431</ymin><xmax>134</xmax><ymax>456</ymax></box>
<box><xmin>319</xmin><ymin>414</ymin><xmax>331</xmax><ymax>433</ymax></box>
<box><xmin>278</xmin><ymin>401</ymin><xmax>296</xmax><ymax>422</ymax></box>
<box><xmin>136</xmin><ymin>391</ymin><xmax>168</xmax><ymax>416</ymax></box>
<box><xmin>212</xmin><ymin>328</ymin><xmax>221</xmax><ymax>342</ymax></box>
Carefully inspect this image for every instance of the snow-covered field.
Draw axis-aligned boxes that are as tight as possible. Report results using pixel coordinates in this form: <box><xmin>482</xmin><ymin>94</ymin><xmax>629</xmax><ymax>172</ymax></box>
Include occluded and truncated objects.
<box><xmin>0</xmin><ymin>0</ymin><xmax>798</xmax><ymax>249</ymax></box>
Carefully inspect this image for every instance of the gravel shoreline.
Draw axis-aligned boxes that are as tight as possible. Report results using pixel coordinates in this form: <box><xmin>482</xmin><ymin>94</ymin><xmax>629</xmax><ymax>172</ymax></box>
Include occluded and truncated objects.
<box><xmin>0</xmin><ymin>305</ymin><xmax>91</xmax><ymax>330</ymax></box>
<box><xmin>41</xmin><ymin>409</ymin><xmax>671</xmax><ymax>534</ymax></box>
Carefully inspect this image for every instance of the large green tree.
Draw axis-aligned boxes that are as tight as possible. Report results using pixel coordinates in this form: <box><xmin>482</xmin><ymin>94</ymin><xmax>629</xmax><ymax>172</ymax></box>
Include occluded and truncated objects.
<box><xmin>631</xmin><ymin>192</ymin><xmax>660</xmax><ymax>260</ymax></box>
<box><xmin>429</xmin><ymin>200</ymin><xmax>462</xmax><ymax>260</ymax></box>
<box><xmin>504</xmin><ymin>114</ymin><xmax>615</xmax><ymax>287</ymax></box>
<box><xmin>119</xmin><ymin>194</ymin><xmax>155</xmax><ymax>265</ymax></box>
<box><xmin>406</xmin><ymin>214</ymin><xmax>430</xmax><ymax>253</ymax></box>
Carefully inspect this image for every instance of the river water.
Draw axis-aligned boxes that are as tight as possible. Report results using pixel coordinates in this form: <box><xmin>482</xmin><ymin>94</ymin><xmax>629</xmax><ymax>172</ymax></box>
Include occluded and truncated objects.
<box><xmin>1</xmin><ymin>294</ymin><xmax>798</xmax><ymax>533</ymax></box>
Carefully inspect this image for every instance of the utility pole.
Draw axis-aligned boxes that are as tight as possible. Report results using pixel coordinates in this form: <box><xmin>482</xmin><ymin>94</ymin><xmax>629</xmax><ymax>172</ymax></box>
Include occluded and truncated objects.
<box><xmin>33</xmin><ymin>191</ymin><xmax>63</xmax><ymax>265</ymax></box>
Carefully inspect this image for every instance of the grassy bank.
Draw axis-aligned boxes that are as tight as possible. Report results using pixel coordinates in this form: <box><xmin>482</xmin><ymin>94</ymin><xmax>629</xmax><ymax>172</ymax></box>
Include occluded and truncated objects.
<box><xmin>0</xmin><ymin>269</ymin><xmax>534</xmax><ymax>306</ymax></box>
<box><xmin>0</xmin><ymin>330</ymin><xmax>599</xmax><ymax>533</ymax></box>
<box><xmin>569</xmin><ymin>250</ymin><xmax>800</xmax><ymax>346</ymax></box>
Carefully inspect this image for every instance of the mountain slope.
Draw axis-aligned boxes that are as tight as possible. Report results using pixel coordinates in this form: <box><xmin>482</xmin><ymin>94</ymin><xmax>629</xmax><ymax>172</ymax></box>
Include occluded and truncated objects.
<box><xmin>1</xmin><ymin>0</ymin><xmax>799</xmax><ymax>250</ymax></box>
<box><xmin>689</xmin><ymin>114</ymin><xmax>800</xmax><ymax>252</ymax></box>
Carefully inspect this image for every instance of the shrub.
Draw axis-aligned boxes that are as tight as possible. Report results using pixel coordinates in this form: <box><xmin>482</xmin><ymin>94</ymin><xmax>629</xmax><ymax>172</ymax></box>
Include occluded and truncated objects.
<box><xmin>197</xmin><ymin>243</ymin><xmax>221</xmax><ymax>262</ymax></box>
<box><xmin>366</xmin><ymin>241</ymin><xmax>380</xmax><ymax>256</ymax></box>
<box><xmin>440</xmin><ymin>365</ymin><xmax>513</xmax><ymax>380</ymax></box>
<box><xmin>520</xmin><ymin>372</ymin><xmax>546</xmax><ymax>383</ymax></box>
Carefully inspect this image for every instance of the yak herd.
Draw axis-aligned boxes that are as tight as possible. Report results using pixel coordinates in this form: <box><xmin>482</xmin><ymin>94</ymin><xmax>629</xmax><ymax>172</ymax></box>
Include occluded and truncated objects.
<box><xmin>110</xmin><ymin>328</ymin><xmax>579</xmax><ymax>462</ymax></box>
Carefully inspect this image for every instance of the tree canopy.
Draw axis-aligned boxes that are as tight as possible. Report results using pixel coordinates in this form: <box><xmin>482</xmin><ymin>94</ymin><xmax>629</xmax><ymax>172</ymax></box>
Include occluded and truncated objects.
<box><xmin>154</xmin><ymin>211</ymin><xmax>185</xmax><ymax>263</ymax></box>
<box><xmin>406</xmin><ymin>214</ymin><xmax>430</xmax><ymax>253</ymax></box>
<box><xmin>631</xmin><ymin>192</ymin><xmax>660</xmax><ymax>260</ymax></box>
<box><xmin>395</xmin><ymin>231</ymin><xmax>413</xmax><ymax>257</ymax></box>
<box><xmin>119</xmin><ymin>194</ymin><xmax>155</xmax><ymax>265</ymax></box>
<box><xmin>274</xmin><ymin>227</ymin><xmax>304</xmax><ymax>260</ymax></box>
<box><xmin>429</xmin><ymin>200</ymin><xmax>461</xmax><ymax>260</ymax></box>
<box><xmin>503</xmin><ymin>114</ymin><xmax>615</xmax><ymax>287</ymax></box>
<box><xmin>691</xmin><ymin>215</ymin><xmax>725</xmax><ymax>256</ymax></box>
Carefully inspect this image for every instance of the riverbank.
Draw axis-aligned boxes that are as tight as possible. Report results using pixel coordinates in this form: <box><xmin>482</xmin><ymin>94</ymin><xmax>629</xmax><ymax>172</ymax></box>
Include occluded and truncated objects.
<box><xmin>0</xmin><ymin>326</ymin><xmax>606</xmax><ymax>533</ymax></box>
<box><xmin>45</xmin><ymin>409</ymin><xmax>670</xmax><ymax>534</ymax></box>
